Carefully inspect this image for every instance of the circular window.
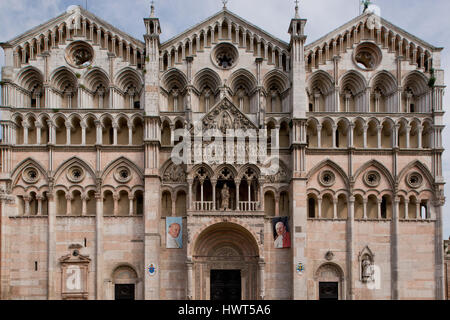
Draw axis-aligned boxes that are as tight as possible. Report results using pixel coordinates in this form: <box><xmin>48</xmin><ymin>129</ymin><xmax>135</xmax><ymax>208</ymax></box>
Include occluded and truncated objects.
<box><xmin>23</xmin><ymin>167</ymin><xmax>39</xmax><ymax>184</ymax></box>
<box><xmin>406</xmin><ymin>172</ymin><xmax>423</xmax><ymax>189</ymax></box>
<box><xmin>211</xmin><ymin>43</ymin><xmax>239</xmax><ymax>70</ymax></box>
<box><xmin>364</xmin><ymin>171</ymin><xmax>381</xmax><ymax>187</ymax></box>
<box><xmin>353</xmin><ymin>42</ymin><xmax>382</xmax><ymax>71</ymax></box>
<box><xmin>319</xmin><ymin>170</ymin><xmax>336</xmax><ymax>187</ymax></box>
<box><xmin>67</xmin><ymin>166</ymin><xmax>85</xmax><ymax>183</ymax></box>
<box><xmin>114</xmin><ymin>166</ymin><xmax>132</xmax><ymax>183</ymax></box>
<box><xmin>65</xmin><ymin>41</ymin><xmax>94</xmax><ymax>69</ymax></box>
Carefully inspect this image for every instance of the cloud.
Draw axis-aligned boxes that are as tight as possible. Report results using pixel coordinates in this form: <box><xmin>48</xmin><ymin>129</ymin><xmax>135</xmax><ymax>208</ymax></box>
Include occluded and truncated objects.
<box><xmin>1</xmin><ymin>0</ymin><xmax>450</xmax><ymax>238</ymax></box>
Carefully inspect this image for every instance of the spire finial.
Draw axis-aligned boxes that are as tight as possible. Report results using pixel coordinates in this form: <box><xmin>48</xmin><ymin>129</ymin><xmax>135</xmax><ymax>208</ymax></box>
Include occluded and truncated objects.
<box><xmin>150</xmin><ymin>0</ymin><xmax>155</xmax><ymax>17</ymax></box>
<box><xmin>222</xmin><ymin>0</ymin><xmax>228</xmax><ymax>9</ymax></box>
<box><xmin>295</xmin><ymin>0</ymin><xmax>300</xmax><ymax>18</ymax></box>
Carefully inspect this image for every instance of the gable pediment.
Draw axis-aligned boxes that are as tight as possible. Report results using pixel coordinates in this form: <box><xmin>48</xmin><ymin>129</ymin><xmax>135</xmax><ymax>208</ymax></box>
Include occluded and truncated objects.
<box><xmin>161</xmin><ymin>9</ymin><xmax>288</xmax><ymax>51</ymax></box>
<box><xmin>4</xmin><ymin>6</ymin><xmax>143</xmax><ymax>50</ymax></box>
<box><xmin>194</xmin><ymin>97</ymin><xmax>258</xmax><ymax>134</ymax></box>
<box><xmin>305</xmin><ymin>12</ymin><xmax>440</xmax><ymax>54</ymax></box>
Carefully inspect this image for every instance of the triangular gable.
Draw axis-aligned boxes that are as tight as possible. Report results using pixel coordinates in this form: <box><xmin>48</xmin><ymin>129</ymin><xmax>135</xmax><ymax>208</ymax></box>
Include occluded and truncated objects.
<box><xmin>192</xmin><ymin>96</ymin><xmax>258</xmax><ymax>134</ymax></box>
<box><xmin>161</xmin><ymin>8</ymin><xmax>288</xmax><ymax>51</ymax></box>
<box><xmin>3</xmin><ymin>6</ymin><xmax>144</xmax><ymax>49</ymax></box>
<box><xmin>306</xmin><ymin>12</ymin><xmax>440</xmax><ymax>52</ymax></box>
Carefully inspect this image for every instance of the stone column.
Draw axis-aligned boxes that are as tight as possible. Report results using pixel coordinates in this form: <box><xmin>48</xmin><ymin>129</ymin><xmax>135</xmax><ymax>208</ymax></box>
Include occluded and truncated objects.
<box><xmin>363</xmin><ymin>198</ymin><xmax>368</xmax><ymax>219</ymax></box>
<box><xmin>377</xmin><ymin>199</ymin><xmax>382</xmax><ymax>219</ymax></box>
<box><xmin>47</xmin><ymin>192</ymin><xmax>56</xmax><ymax>299</ymax></box>
<box><xmin>113</xmin><ymin>123</ymin><xmax>118</xmax><ymax>145</ymax></box>
<box><xmin>317</xmin><ymin>197</ymin><xmax>322</xmax><ymax>218</ymax></box>
<box><xmin>81</xmin><ymin>194</ymin><xmax>87</xmax><ymax>216</ymax></box>
<box><xmin>186</xmin><ymin>259</ymin><xmax>193</xmax><ymax>300</ymax></box>
<box><xmin>187</xmin><ymin>179</ymin><xmax>193</xmax><ymax>210</ymax></box>
<box><xmin>377</xmin><ymin>125</ymin><xmax>382</xmax><ymax>149</ymax></box>
<box><xmin>23</xmin><ymin>196</ymin><xmax>31</xmax><ymax>216</ymax></box>
<box><xmin>95</xmin><ymin>193</ymin><xmax>104</xmax><ymax>299</ymax></box>
<box><xmin>37</xmin><ymin>195</ymin><xmax>43</xmax><ymax>216</ymax></box>
<box><xmin>404</xmin><ymin>200</ymin><xmax>409</xmax><ymax>219</ymax></box>
<box><xmin>129</xmin><ymin>196</ymin><xmax>135</xmax><ymax>216</ymax></box>
<box><xmin>434</xmin><ymin>199</ymin><xmax>445</xmax><ymax>300</ymax></box>
<box><xmin>391</xmin><ymin>197</ymin><xmax>400</xmax><ymax>300</ymax></box>
<box><xmin>65</xmin><ymin>121</ymin><xmax>72</xmax><ymax>145</ymax></box>
<box><xmin>258</xmin><ymin>260</ymin><xmax>266</xmax><ymax>300</ymax></box>
<box><xmin>363</xmin><ymin>125</ymin><xmax>368</xmax><ymax>149</ymax></box>
<box><xmin>212</xmin><ymin>180</ymin><xmax>217</xmax><ymax>211</ymax></box>
<box><xmin>236</xmin><ymin>181</ymin><xmax>240</xmax><ymax>211</ymax></box>
<box><xmin>113</xmin><ymin>193</ymin><xmax>119</xmax><ymax>216</ymax></box>
<box><xmin>333</xmin><ymin>198</ymin><xmax>338</xmax><ymax>219</ymax></box>
<box><xmin>332</xmin><ymin>125</ymin><xmax>337</xmax><ymax>149</ymax></box>
<box><xmin>347</xmin><ymin>196</ymin><xmax>355</xmax><ymax>300</ymax></box>
<box><xmin>317</xmin><ymin>125</ymin><xmax>322</xmax><ymax>148</ymax></box>
<box><xmin>66</xmin><ymin>194</ymin><xmax>72</xmax><ymax>216</ymax></box>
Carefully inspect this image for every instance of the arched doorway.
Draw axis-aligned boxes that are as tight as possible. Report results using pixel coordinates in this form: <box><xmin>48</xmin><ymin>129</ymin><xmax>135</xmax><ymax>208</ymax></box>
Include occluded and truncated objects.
<box><xmin>112</xmin><ymin>265</ymin><xmax>139</xmax><ymax>300</ymax></box>
<box><xmin>314</xmin><ymin>263</ymin><xmax>345</xmax><ymax>300</ymax></box>
<box><xmin>192</xmin><ymin>222</ymin><xmax>261</xmax><ymax>300</ymax></box>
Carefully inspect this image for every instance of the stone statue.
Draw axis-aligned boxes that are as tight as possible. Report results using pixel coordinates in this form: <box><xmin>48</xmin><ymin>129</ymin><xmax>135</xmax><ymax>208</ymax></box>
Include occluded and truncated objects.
<box><xmin>362</xmin><ymin>258</ymin><xmax>374</xmax><ymax>282</ymax></box>
<box><xmin>220</xmin><ymin>184</ymin><xmax>230</xmax><ymax>211</ymax></box>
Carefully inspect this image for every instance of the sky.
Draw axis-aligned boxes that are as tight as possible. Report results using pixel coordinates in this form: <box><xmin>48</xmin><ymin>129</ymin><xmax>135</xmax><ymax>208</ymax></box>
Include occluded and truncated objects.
<box><xmin>0</xmin><ymin>0</ymin><xmax>449</xmax><ymax>239</ymax></box>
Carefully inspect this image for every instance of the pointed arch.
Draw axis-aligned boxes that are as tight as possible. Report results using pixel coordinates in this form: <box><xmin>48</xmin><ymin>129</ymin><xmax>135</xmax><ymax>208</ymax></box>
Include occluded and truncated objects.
<box><xmin>161</xmin><ymin>68</ymin><xmax>188</xmax><ymax>92</ymax></box>
<box><xmin>397</xmin><ymin>160</ymin><xmax>434</xmax><ymax>187</ymax></box>
<box><xmin>306</xmin><ymin>159</ymin><xmax>350</xmax><ymax>189</ymax></box>
<box><xmin>101</xmin><ymin>156</ymin><xmax>144</xmax><ymax>181</ymax></box>
<box><xmin>228</xmin><ymin>68</ymin><xmax>257</xmax><ymax>94</ymax></box>
<box><xmin>53</xmin><ymin>156</ymin><xmax>96</xmax><ymax>182</ymax></box>
<box><xmin>353</xmin><ymin>160</ymin><xmax>395</xmax><ymax>189</ymax></box>
<box><xmin>193</xmin><ymin>68</ymin><xmax>221</xmax><ymax>93</ymax></box>
<box><xmin>11</xmin><ymin>157</ymin><xmax>48</xmax><ymax>185</ymax></box>
<box><xmin>263</xmin><ymin>69</ymin><xmax>290</xmax><ymax>93</ymax></box>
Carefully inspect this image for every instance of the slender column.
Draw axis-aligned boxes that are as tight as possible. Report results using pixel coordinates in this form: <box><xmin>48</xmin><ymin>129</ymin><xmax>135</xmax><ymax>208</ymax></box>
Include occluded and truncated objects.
<box><xmin>81</xmin><ymin>194</ymin><xmax>87</xmax><ymax>216</ymax></box>
<box><xmin>47</xmin><ymin>192</ymin><xmax>56</xmax><ymax>299</ymax></box>
<box><xmin>391</xmin><ymin>197</ymin><xmax>400</xmax><ymax>300</ymax></box>
<box><xmin>275</xmin><ymin>196</ymin><xmax>279</xmax><ymax>217</ymax></box>
<box><xmin>212</xmin><ymin>180</ymin><xmax>217</xmax><ymax>211</ymax></box>
<box><xmin>24</xmin><ymin>196</ymin><xmax>31</xmax><ymax>216</ymax></box>
<box><xmin>65</xmin><ymin>121</ymin><xmax>72</xmax><ymax>145</ymax></box>
<box><xmin>333</xmin><ymin>199</ymin><xmax>338</xmax><ymax>219</ymax></box>
<box><xmin>95</xmin><ymin>193</ymin><xmax>104</xmax><ymax>299</ymax></box>
<box><xmin>95</xmin><ymin>121</ymin><xmax>102</xmax><ymax>145</ymax></box>
<box><xmin>113</xmin><ymin>123</ymin><xmax>118</xmax><ymax>145</ymax></box>
<box><xmin>188</xmin><ymin>179</ymin><xmax>193</xmax><ymax>210</ymax></box>
<box><xmin>258</xmin><ymin>260</ymin><xmax>266</xmax><ymax>300</ymax></box>
<box><xmin>363</xmin><ymin>125</ymin><xmax>368</xmax><ymax>149</ymax></box>
<box><xmin>186</xmin><ymin>260</ymin><xmax>193</xmax><ymax>300</ymax></box>
<box><xmin>377</xmin><ymin>199</ymin><xmax>382</xmax><ymax>219</ymax></box>
<box><xmin>236</xmin><ymin>181</ymin><xmax>240</xmax><ymax>210</ymax></box>
<box><xmin>23</xmin><ymin>123</ymin><xmax>29</xmax><ymax>145</ymax></box>
<box><xmin>317</xmin><ymin>125</ymin><xmax>322</xmax><ymax>148</ymax></box>
<box><xmin>113</xmin><ymin>194</ymin><xmax>119</xmax><ymax>216</ymax></box>
<box><xmin>363</xmin><ymin>198</ymin><xmax>368</xmax><ymax>219</ymax></box>
<box><xmin>129</xmin><ymin>196</ymin><xmax>134</xmax><ymax>216</ymax></box>
<box><xmin>405</xmin><ymin>200</ymin><xmax>409</xmax><ymax>219</ymax></box>
<box><xmin>81</xmin><ymin>122</ymin><xmax>86</xmax><ymax>145</ymax></box>
<box><xmin>418</xmin><ymin>125</ymin><xmax>423</xmax><ymax>149</ymax></box>
<box><xmin>377</xmin><ymin>125</ymin><xmax>382</xmax><ymax>149</ymax></box>
<box><xmin>128</xmin><ymin>123</ymin><xmax>133</xmax><ymax>146</ymax></box>
<box><xmin>332</xmin><ymin>125</ymin><xmax>337</xmax><ymax>149</ymax></box>
<box><xmin>347</xmin><ymin>196</ymin><xmax>355</xmax><ymax>300</ymax></box>
<box><xmin>415</xmin><ymin>200</ymin><xmax>420</xmax><ymax>219</ymax></box>
<box><xmin>66</xmin><ymin>194</ymin><xmax>72</xmax><ymax>216</ymax></box>
<box><xmin>406</xmin><ymin>125</ymin><xmax>411</xmax><ymax>148</ymax></box>
<box><xmin>318</xmin><ymin>198</ymin><xmax>322</xmax><ymax>218</ymax></box>
<box><xmin>37</xmin><ymin>196</ymin><xmax>43</xmax><ymax>216</ymax></box>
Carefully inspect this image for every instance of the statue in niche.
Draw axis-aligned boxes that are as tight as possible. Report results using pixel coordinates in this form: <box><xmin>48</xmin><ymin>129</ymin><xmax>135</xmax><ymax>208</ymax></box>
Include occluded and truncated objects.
<box><xmin>220</xmin><ymin>184</ymin><xmax>230</xmax><ymax>211</ymax></box>
<box><xmin>361</xmin><ymin>256</ymin><xmax>374</xmax><ymax>282</ymax></box>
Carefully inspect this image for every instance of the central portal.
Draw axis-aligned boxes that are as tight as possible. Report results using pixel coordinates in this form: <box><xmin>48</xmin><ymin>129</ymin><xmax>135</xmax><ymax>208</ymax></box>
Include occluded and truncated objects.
<box><xmin>210</xmin><ymin>270</ymin><xmax>241</xmax><ymax>301</ymax></box>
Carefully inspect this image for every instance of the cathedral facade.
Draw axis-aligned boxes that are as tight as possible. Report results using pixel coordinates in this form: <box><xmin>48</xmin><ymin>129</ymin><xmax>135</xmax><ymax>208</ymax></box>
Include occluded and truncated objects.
<box><xmin>0</xmin><ymin>3</ymin><xmax>446</xmax><ymax>300</ymax></box>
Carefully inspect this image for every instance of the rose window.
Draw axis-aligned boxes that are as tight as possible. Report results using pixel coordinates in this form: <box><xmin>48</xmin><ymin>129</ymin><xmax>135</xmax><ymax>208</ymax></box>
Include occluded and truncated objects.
<box><xmin>67</xmin><ymin>166</ymin><xmax>85</xmax><ymax>183</ymax></box>
<box><xmin>23</xmin><ymin>168</ymin><xmax>39</xmax><ymax>183</ymax></box>
<box><xmin>319</xmin><ymin>170</ymin><xmax>336</xmax><ymax>187</ymax></box>
<box><xmin>364</xmin><ymin>171</ymin><xmax>381</xmax><ymax>187</ymax></box>
<box><xmin>114</xmin><ymin>167</ymin><xmax>132</xmax><ymax>183</ymax></box>
<box><xmin>65</xmin><ymin>41</ymin><xmax>94</xmax><ymax>69</ymax></box>
<box><xmin>211</xmin><ymin>43</ymin><xmax>238</xmax><ymax>70</ymax></box>
<box><xmin>407</xmin><ymin>172</ymin><xmax>423</xmax><ymax>189</ymax></box>
<box><xmin>353</xmin><ymin>42</ymin><xmax>382</xmax><ymax>71</ymax></box>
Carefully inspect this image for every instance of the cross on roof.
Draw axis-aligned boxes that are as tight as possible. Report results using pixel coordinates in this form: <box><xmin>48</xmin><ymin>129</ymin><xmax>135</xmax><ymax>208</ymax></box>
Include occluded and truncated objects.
<box><xmin>222</xmin><ymin>0</ymin><xmax>228</xmax><ymax>9</ymax></box>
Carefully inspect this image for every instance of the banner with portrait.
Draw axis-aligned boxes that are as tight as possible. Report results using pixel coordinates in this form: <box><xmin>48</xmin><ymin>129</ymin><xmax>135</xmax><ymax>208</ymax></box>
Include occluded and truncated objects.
<box><xmin>272</xmin><ymin>217</ymin><xmax>291</xmax><ymax>249</ymax></box>
<box><xmin>166</xmin><ymin>217</ymin><xmax>183</xmax><ymax>249</ymax></box>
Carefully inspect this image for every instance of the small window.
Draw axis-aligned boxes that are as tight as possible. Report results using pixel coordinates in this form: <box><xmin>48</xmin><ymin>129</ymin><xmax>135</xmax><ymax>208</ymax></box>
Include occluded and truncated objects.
<box><xmin>410</xmin><ymin>104</ymin><xmax>415</xmax><ymax>113</ymax></box>
<box><xmin>309</xmin><ymin>103</ymin><xmax>313</xmax><ymax>112</ymax></box>
<box><xmin>381</xmin><ymin>197</ymin><xmax>387</xmax><ymax>219</ymax></box>
<box><xmin>335</xmin><ymin>130</ymin><xmax>340</xmax><ymax>147</ymax></box>
<box><xmin>31</xmin><ymin>99</ymin><xmax>37</xmax><ymax>108</ymax></box>
<box><xmin>308</xmin><ymin>198</ymin><xmax>316</xmax><ymax>218</ymax></box>
<box><xmin>34</xmin><ymin>261</ymin><xmax>38</xmax><ymax>271</ymax></box>
<box><xmin>134</xmin><ymin>101</ymin><xmax>141</xmax><ymax>109</ymax></box>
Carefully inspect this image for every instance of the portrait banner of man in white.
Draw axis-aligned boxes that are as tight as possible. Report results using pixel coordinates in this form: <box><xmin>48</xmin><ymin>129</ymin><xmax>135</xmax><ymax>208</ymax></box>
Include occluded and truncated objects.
<box><xmin>166</xmin><ymin>217</ymin><xmax>183</xmax><ymax>249</ymax></box>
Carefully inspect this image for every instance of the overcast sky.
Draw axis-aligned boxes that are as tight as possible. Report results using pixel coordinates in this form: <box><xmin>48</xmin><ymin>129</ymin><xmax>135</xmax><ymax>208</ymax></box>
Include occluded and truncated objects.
<box><xmin>0</xmin><ymin>0</ymin><xmax>449</xmax><ymax>239</ymax></box>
